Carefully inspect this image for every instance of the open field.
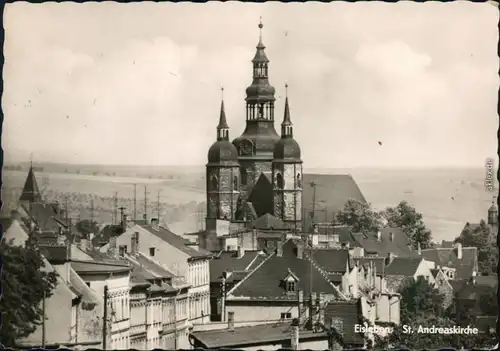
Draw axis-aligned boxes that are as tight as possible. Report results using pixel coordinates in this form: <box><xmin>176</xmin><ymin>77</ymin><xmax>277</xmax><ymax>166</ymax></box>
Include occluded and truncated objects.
<box><xmin>1</xmin><ymin>165</ymin><xmax>498</xmax><ymax>240</ymax></box>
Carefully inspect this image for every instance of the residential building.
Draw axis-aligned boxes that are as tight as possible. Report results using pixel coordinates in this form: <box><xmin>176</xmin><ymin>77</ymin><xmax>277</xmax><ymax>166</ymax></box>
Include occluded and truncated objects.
<box><xmin>324</xmin><ymin>301</ymin><xmax>367</xmax><ymax>349</ymax></box>
<box><xmin>383</xmin><ymin>255</ymin><xmax>435</xmax><ymax>292</ymax></box>
<box><xmin>209</xmin><ymin>249</ymin><xmax>267</xmax><ymax>321</ymax></box>
<box><xmin>99</xmin><ymin>217</ymin><xmax>212</xmax><ymax>325</ymax></box>
<box><xmin>223</xmin><ymin>239</ymin><xmax>348</xmax><ymax>325</ymax></box>
<box><xmin>350</xmin><ymin>228</ymin><xmax>417</xmax><ymax>258</ymax></box>
<box><xmin>420</xmin><ymin>242</ymin><xmax>478</xmax><ymax>280</ymax></box>
<box><xmin>431</xmin><ymin>268</ymin><xmax>454</xmax><ymax>308</ymax></box>
<box><xmin>71</xmin><ymin>260</ymin><xmax>132</xmax><ymax>349</ymax></box>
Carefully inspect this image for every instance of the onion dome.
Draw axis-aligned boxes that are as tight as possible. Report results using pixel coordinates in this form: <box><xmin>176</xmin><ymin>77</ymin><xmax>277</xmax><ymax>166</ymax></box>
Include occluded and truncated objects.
<box><xmin>273</xmin><ymin>84</ymin><xmax>301</xmax><ymax>160</ymax></box>
<box><xmin>207</xmin><ymin>92</ymin><xmax>238</xmax><ymax>164</ymax></box>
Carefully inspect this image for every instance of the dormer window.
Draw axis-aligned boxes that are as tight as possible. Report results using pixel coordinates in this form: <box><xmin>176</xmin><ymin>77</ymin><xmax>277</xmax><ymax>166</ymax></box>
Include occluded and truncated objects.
<box><xmin>286</xmin><ymin>281</ymin><xmax>296</xmax><ymax>293</ymax></box>
<box><xmin>283</xmin><ymin>269</ymin><xmax>299</xmax><ymax>294</ymax></box>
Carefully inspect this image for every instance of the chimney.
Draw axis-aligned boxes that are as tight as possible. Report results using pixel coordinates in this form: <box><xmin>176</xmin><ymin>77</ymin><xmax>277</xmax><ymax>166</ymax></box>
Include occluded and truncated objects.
<box><xmin>297</xmin><ymin>290</ymin><xmax>304</xmax><ymax>323</ymax></box>
<box><xmin>252</xmin><ymin>229</ymin><xmax>258</xmax><ymax>251</ymax></box>
<box><xmin>296</xmin><ymin>242</ymin><xmax>303</xmax><ymax>259</ymax></box>
<box><xmin>455</xmin><ymin>242</ymin><xmax>462</xmax><ymax>260</ymax></box>
<box><xmin>237</xmin><ymin>246</ymin><xmax>244</xmax><ymax>258</ymax></box>
<box><xmin>277</xmin><ymin>241</ymin><xmax>284</xmax><ymax>257</ymax></box>
<box><xmin>79</xmin><ymin>238</ymin><xmax>89</xmax><ymax>252</ymax></box>
<box><xmin>227</xmin><ymin>311</ymin><xmax>235</xmax><ymax>331</ymax></box>
<box><xmin>150</xmin><ymin>218</ymin><xmax>159</xmax><ymax>230</ymax></box>
<box><xmin>376</xmin><ymin>231</ymin><xmax>381</xmax><ymax>241</ymax></box>
<box><xmin>131</xmin><ymin>232</ymin><xmax>139</xmax><ymax>255</ymax></box>
<box><xmin>417</xmin><ymin>242</ymin><xmax>422</xmax><ymax>255</ymax></box>
<box><xmin>290</xmin><ymin>324</ymin><xmax>299</xmax><ymax>350</ymax></box>
<box><xmin>389</xmin><ymin>232</ymin><xmax>394</xmax><ymax>242</ymax></box>
<box><xmin>108</xmin><ymin>237</ymin><xmax>118</xmax><ymax>258</ymax></box>
<box><xmin>386</xmin><ymin>252</ymin><xmax>395</xmax><ymax>266</ymax></box>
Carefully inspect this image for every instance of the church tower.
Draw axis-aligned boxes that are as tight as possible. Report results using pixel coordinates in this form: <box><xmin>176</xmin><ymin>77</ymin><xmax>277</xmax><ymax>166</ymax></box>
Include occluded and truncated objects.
<box><xmin>488</xmin><ymin>196</ymin><xmax>498</xmax><ymax>227</ymax></box>
<box><xmin>206</xmin><ymin>89</ymin><xmax>240</xmax><ymax>229</ymax></box>
<box><xmin>272</xmin><ymin>84</ymin><xmax>303</xmax><ymax>231</ymax></box>
<box><xmin>19</xmin><ymin>162</ymin><xmax>42</xmax><ymax>205</ymax></box>
<box><xmin>232</xmin><ymin>19</ymin><xmax>280</xmax><ymax>206</ymax></box>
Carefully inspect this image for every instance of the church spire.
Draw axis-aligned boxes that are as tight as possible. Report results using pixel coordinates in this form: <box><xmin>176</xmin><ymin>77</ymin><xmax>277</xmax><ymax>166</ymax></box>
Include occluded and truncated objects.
<box><xmin>20</xmin><ymin>162</ymin><xmax>42</xmax><ymax>203</ymax></box>
<box><xmin>217</xmin><ymin>86</ymin><xmax>230</xmax><ymax>141</ymax></box>
<box><xmin>281</xmin><ymin>83</ymin><xmax>293</xmax><ymax>138</ymax></box>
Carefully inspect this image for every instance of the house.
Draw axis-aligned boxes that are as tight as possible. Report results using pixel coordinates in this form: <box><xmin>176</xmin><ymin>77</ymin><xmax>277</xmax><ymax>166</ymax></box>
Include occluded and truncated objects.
<box><xmin>223</xmin><ymin>239</ymin><xmax>348</xmax><ymax>325</ymax></box>
<box><xmin>351</xmin><ymin>228</ymin><xmax>416</xmax><ymax>258</ymax></box>
<box><xmin>3</xmin><ymin>219</ymin><xmax>103</xmax><ymax>349</ymax></box>
<box><xmin>431</xmin><ymin>268</ymin><xmax>454</xmax><ymax>308</ymax></box>
<box><xmin>420</xmin><ymin>243</ymin><xmax>478</xmax><ymax>280</ymax></box>
<box><xmin>304</xmin><ymin>248</ymin><xmax>357</xmax><ymax>298</ymax></box>
<box><xmin>100</xmin><ymin>217</ymin><xmax>212</xmax><ymax>325</ymax></box>
<box><xmin>209</xmin><ymin>249</ymin><xmax>267</xmax><ymax>321</ymax></box>
<box><xmin>383</xmin><ymin>255</ymin><xmax>435</xmax><ymax>292</ymax></box>
<box><xmin>310</xmin><ymin>224</ymin><xmax>355</xmax><ymax>249</ymax></box>
<box><xmin>189</xmin><ymin>319</ymin><xmax>330</xmax><ymax>350</ymax></box>
<box><xmin>324</xmin><ymin>301</ymin><xmax>367</xmax><ymax>349</ymax></box>
<box><xmin>126</xmin><ymin>252</ymin><xmax>191</xmax><ymax>349</ymax></box>
<box><xmin>71</xmin><ymin>259</ymin><xmax>132</xmax><ymax>349</ymax></box>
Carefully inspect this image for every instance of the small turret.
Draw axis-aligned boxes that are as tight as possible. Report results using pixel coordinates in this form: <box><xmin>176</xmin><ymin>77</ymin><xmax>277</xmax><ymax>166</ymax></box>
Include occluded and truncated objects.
<box><xmin>488</xmin><ymin>196</ymin><xmax>498</xmax><ymax>226</ymax></box>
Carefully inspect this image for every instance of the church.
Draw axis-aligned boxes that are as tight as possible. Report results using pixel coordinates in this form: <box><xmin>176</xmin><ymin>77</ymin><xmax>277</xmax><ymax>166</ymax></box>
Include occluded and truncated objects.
<box><xmin>202</xmin><ymin>20</ymin><xmax>367</xmax><ymax>249</ymax></box>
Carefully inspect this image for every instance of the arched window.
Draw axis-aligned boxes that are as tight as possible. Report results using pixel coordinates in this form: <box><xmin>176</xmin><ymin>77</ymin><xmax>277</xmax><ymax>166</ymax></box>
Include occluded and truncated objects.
<box><xmin>276</xmin><ymin>173</ymin><xmax>284</xmax><ymax>189</ymax></box>
<box><xmin>241</xmin><ymin>168</ymin><xmax>247</xmax><ymax>185</ymax></box>
<box><xmin>233</xmin><ymin>175</ymin><xmax>238</xmax><ymax>190</ymax></box>
<box><xmin>296</xmin><ymin>173</ymin><xmax>302</xmax><ymax>188</ymax></box>
<box><xmin>211</xmin><ymin>175</ymin><xmax>218</xmax><ymax>190</ymax></box>
<box><xmin>258</xmin><ymin>104</ymin><xmax>264</xmax><ymax>118</ymax></box>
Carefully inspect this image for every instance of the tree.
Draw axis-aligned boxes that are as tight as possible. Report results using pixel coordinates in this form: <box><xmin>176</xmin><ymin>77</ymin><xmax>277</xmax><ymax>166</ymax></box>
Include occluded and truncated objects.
<box><xmin>455</xmin><ymin>220</ymin><xmax>498</xmax><ymax>275</ymax></box>
<box><xmin>382</xmin><ymin>201</ymin><xmax>432</xmax><ymax>250</ymax></box>
<box><xmin>76</xmin><ymin>219</ymin><xmax>100</xmax><ymax>236</ymax></box>
<box><xmin>335</xmin><ymin>199</ymin><xmax>383</xmax><ymax>233</ymax></box>
<box><xmin>0</xmin><ymin>237</ymin><xmax>57</xmax><ymax>347</ymax></box>
<box><xmin>398</xmin><ymin>276</ymin><xmax>445</xmax><ymax>324</ymax></box>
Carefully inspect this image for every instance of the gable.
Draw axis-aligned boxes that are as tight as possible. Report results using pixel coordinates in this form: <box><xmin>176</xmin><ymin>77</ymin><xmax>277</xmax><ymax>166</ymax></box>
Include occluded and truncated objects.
<box><xmin>249</xmin><ymin>213</ymin><xmax>288</xmax><ymax>230</ymax></box>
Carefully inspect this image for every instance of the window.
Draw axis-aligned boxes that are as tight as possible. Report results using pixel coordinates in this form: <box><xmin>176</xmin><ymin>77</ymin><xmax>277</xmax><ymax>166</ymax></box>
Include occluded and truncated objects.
<box><xmin>281</xmin><ymin>312</ymin><xmax>292</xmax><ymax>319</ymax></box>
<box><xmin>211</xmin><ymin>175</ymin><xmax>218</xmax><ymax>191</ymax></box>
<box><xmin>276</xmin><ymin>173</ymin><xmax>284</xmax><ymax>189</ymax></box>
<box><xmin>296</xmin><ymin>173</ymin><xmax>302</xmax><ymax>188</ymax></box>
<box><xmin>149</xmin><ymin>247</ymin><xmax>156</xmax><ymax>257</ymax></box>
<box><xmin>119</xmin><ymin>245</ymin><xmax>127</xmax><ymax>257</ymax></box>
<box><xmin>233</xmin><ymin>175</ymin><xmax>238</xmax><ymax>190</ymax></box>
<box><xmin>286</xmin><ymin>281</ymin><xmax>296</xmax><ymax>293</ymax></box>
<box><xmin>241</xmin><ymin>168</ymin><xmax>247</xmax><ymax>185</ymax></box>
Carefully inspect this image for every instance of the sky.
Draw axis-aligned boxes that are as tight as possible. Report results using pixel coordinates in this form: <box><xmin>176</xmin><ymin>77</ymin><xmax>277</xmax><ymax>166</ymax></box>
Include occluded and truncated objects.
<box><xmin>3</xmin><ymin>2</ymin><xmax>499</xmax><ymax>169</ymax></box>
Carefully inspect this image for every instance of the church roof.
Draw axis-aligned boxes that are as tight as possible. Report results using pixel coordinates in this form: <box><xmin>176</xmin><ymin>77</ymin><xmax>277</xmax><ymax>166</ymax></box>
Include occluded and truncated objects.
<box><xmin>302</xmin><ymin>174</ymin><xmax>367</xmax><ymax>230</ymax></box>
<box><xmin>19</xmin><ymin>165</ymin><xmax>42</xmax><ymax>203</ymax></box>
<box><xmin>249</xmin><ymin>213</ymin><xmax>288</xmax><ymax>231</ymax></box>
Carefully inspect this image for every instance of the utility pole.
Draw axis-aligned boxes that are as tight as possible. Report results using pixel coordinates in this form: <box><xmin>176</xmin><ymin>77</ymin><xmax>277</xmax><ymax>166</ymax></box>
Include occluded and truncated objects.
<box><xmin>133</xmin><ymin>184</ymin><xmax>137</xmax><ymax>222</ymax></box>
<box><xmin>102</xmin><ymin>285</ymin><xmax>109</xmax><ymax>351</ymax></box>
<box><xmin>144</xmin><ymin>186</ymin><xmax>148</xmax><ymax>221</ymax></box>
<box><xmin>90</xmin><ymin>198</ymin><xmax>94</xmax><ymax>224</ymax></box>
<box><xmin>113</xmin><ymin>192</ymin><xmax>118</xmax><ymax>226</ymax></box>
<box><xmin>65</xmin><ymin>195</ymin><xmax>69</xmax><ymax>228</ymax></box>
<box><xmin>118</xmin><ymin>206</ymin><xmax>126</xmax><ymax>226</ymax></box>
<box><xmin>309</xmin><ymin>181</ymin><xmax>317</xmax><ymax>232</ymax></box>
<box><xmin>42</xmin><ymin>289</ymin><xmax>46</xmax><ymax>348</ymax></box>
<box><xmin>157</xmin><ymin>190</ymin><xmax>161</xmax><ymax>222</ymax></box>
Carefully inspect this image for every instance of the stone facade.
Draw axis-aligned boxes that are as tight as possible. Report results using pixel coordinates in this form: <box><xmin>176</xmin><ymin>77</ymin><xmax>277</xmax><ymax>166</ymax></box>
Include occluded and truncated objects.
<box><xmin>272</xmin><ymin>162</ymin><xmax>303</xmax><ymax>229</ymax></box>
<box><xmin>206</xmin><ymin>166</ymin><xmax>239</xmax><ymax>221</ymax></box>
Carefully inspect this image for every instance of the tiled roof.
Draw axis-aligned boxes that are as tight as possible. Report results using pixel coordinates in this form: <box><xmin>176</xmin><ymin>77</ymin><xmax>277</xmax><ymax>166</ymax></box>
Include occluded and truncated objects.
<box><xmin>385</xmin><ymin>257</ymin><xmax>422</xmax><ymax>276</ymax></box>
<box><xmin>92</xmin><ymin>225</ymin><xmax>124</xmax><ymax>246</ymax></box>
<box><xmin>247</xmin><ymin>173</ymin><xmax>274</xmax><ymax>218</ymax></box>
<box><xmin>474</xmin><ymin>275</ymin><xmax>498</xmax><ymax>288</ymax></box>
<box><xmin>324</xmin><ymin>301</ymin><xmax>365</xmax><ymax>345</ymax></box>
<box><xmin>190</xmin><ymin>323</ymin><xmax>327</xmax><ymax>349</ymax></box>
<box><xmin>69</xmin><ymin>267</ymin><xmax>101</xmax><ymax>306</ymax></box>
<box><xmin>39</xmin><ymin>244</ymin><xmax>71</xmax><ymax>262</ymax></box>
<box><xmin>135</xmin><ymin>222</ymin><xmax>212</xmax><ymax>259</ymax></box>
<box><xmin>440</xmin><ymin>240</ymin><xmax>454</xmax><ymax>248</ymax></box>
<box><xmin>455</xmin><ymin>281</ymin><xmax>496</xmax><ymax>301</ymax></box>
<box><xmin>20</xmin><ymin>202</ymin><xmax>68</xmax><ymax>232</ymax></box>
<box><xmin>448</xmin><ymin>279</ymin><xmax>467</xmax><ymax>292</ymax></box>
<box><xmin>126</xmin><ymin>252</ymin><xmax>175</xmax><ymax>279</ymax></box>
<box><xmin>306</xmin><ymin>248</ymin><xmax>350</xmax><ymax>273</ymax></box>
<box><xmin>420</xmin><ymin>247</ymin><xmax>477</xmax><ymax>279</ymax></box>
<box><xmin>71</xmin><ymin>260</ymin><xmax>131</xmax><ymax>274</ymax></box>
<box><xmin>249</xmin><ymin>213</ymin><xmax>288</xmax><ymax>230</ymax></box>
<box><xmin>19</xmin><ymin>166</ymin><xmax>42</xmax><ymax>203</ymax></box>
<box><xmin>228</xmin><ymin>240</ymin><xmax>342</xmax><ymax>299</ymax></box>
<box><xmin>302</xmin><ymin>174</ymin><xmax>367</xmax><ymax>231</ymax></box>
<box><xmin>351</xmin><ymin>227</ymin><xmax>416</xmax><ymax>257</ymax></box>
<box><xmin>210</xmin><ymin>250</ymin><xmax>266</xmax><ymax>283</ymax></box>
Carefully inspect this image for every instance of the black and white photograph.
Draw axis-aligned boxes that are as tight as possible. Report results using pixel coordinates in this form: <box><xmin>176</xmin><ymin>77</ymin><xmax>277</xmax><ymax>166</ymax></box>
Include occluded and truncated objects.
<box><xmin>1</xmin><ymin>1</ymin><xmax>499</xmax><ymax>350</ymax></box>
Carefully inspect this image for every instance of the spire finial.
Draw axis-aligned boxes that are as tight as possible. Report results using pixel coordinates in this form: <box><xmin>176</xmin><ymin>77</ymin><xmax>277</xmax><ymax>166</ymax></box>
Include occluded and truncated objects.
<box><xmin>285</xmin><ymin>82</ymin><xmax>288</xmax><ymax>98</ymax></box>
<box><xmin>30</xmin><ymin>152</ymin><xmax>33</xmax><ymax>168</ymax></box>
<box><xmin>221</xmin><ymin>85</ymin><xmax>224</xmax><ymax>100</ymax></box>
<box><xmin>259</xmin><ymin>17</ymin><xmax>263</xmax><ymax>40</ymax></box>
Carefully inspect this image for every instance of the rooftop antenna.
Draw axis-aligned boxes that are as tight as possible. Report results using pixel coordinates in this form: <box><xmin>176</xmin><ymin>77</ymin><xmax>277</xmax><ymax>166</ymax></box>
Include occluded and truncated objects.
<box><xmin>144</xmin><ymin>186</ymin><xmax>148</xmax><ymax>222</ymax></box>
<box><xmin>309</xmin><ymin>181</ymin><xmax>317</xmax><ymax>233</ymax></box>
<box><xmin>90</xmin><ymin>198</ymin><xmax>94</xmax><ymax>223</ymax></box>
<box><xmin>133</xmin><ymin>184</ymin><xmax>137</xmax><ymax>221</ymax></box>
<box><xmin>112</xmin><ymin>192</ymin><xmax>118</xmax><ymax>225</ymax></box>
<box><xmin>118</xmin><ymin>206</ymin><xmax>126</xmax><ymax>227</ymax></box>
<box><xmin>157</xmin><ymin>190</ymin><xmax>161</xmax><ymax>224</ymax></box>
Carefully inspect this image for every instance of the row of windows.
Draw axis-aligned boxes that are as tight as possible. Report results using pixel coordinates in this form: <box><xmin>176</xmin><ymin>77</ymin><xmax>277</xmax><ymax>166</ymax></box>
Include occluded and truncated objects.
<box><xmin>189</xmin><ymin>261</ymin><xmax>208</xmax><ymax>287</ymax></box>
<box><xmin>210</xmin><ymin>171</ymin><xmax>302</xmax><ymax>190</ymax></box>
<box><xmin>189</xmin><ymin>294</ymin><xmax>210</xmax><ymax>320</ymax></box>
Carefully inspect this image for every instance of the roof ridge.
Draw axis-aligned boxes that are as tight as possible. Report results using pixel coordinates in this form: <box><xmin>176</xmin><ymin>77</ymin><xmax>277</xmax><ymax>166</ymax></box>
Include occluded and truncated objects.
<box><xmin>303</xmin><ymin>251</ymin><xmax>348</xmax><ymax>301</ymax></box>
<box><xmin>226</xmin><ymin>252</ymin><xmax>275</xmax><ymax>298</ymax></box>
